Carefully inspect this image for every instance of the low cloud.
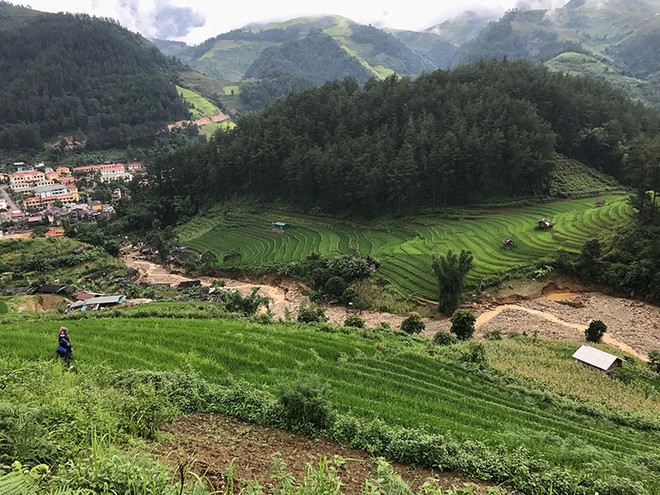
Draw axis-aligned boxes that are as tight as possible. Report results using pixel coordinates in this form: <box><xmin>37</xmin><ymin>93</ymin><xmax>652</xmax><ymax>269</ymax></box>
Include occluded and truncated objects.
<box><xmin>91</xmin><ymin>0</ymin><xmax>205</xmax><ymax>39</ymax></box>
<box><xmin>515</xmin><ymin>0</ymin><xmax>569</xmax><ymax>10</ymax></box>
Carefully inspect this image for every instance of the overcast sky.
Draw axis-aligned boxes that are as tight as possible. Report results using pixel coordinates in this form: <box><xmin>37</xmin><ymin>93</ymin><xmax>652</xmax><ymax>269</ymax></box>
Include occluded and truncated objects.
<box><xmin>23</xmin><ymin>0</ymin><xmax>569</xmax><ymax>44</ymax></box>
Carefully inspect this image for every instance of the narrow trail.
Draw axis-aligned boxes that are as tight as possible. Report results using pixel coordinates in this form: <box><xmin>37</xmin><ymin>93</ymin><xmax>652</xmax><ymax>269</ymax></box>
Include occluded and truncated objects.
<box><xmin>475</xmin><ymin>303</ymin><xmax>649</xmax><ymax>361</ymax></box>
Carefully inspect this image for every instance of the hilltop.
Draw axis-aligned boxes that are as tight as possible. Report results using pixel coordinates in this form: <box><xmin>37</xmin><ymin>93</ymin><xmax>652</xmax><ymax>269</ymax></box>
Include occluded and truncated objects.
<box><xmin>454</xmin><ymin>0</ymin><xmax>660</xmax><ymax>108</ymax></box>
<box><xmin>154</xmin><ymin>0</ymin><xmax>660</xmax><ymax>110</ymax></box>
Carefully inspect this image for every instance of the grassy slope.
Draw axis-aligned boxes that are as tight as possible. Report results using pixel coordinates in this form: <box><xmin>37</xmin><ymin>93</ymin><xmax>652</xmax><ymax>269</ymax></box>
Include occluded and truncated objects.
<box><xmin>0</xmin><ymin>236</ymin><xmax>121</xmax><ymax>287</ymax></box>
<box><xmin>176</xmin><ymin>85</ymin><xmax>221</xmax><ymax>120</ymax></box>
<box><xmin>179</xmin><ymin>193</ymin><xmax>633</xmax><ymax>300</ymax></box>
<box><xmin>4</xmin><ymin>314</ymin><xmax>658</xmax><ymax>491</ymax></box>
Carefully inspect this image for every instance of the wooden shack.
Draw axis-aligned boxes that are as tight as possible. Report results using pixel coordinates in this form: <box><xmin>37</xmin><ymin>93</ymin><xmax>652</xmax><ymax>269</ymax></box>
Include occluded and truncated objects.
<box><xmin>537</xmin><ymin>218</ymin><xmax>552</xmax><ymax>229</ymax></box>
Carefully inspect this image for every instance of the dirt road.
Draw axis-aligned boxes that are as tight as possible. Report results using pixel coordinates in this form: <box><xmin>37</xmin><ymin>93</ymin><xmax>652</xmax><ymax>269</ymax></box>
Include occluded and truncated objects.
<box><xmin>122</xmin><ymin>252</ymin><xmax>660</xmax><ymax>359</ymax></box>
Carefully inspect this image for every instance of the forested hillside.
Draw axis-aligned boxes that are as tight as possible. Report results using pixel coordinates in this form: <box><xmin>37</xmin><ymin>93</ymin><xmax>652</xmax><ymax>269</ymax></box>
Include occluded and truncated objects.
<box><xmin>146</xmin><ymin>60</ymin><xmax>657</xmax><ymax>220</ymax></box>
<box><xmin>239</xmin><ymin>30</ymin><xmax>372</xmax><ymax>110</ymax></box>
<box><xmin>0</xmin><ymin>4</ymin><xmax>190</xmax><ymax>151</ymax></box>
<box><xmin>454</xmin><ymin>0</ymin><xmax>660</xmax><ymax>108</ymax></box>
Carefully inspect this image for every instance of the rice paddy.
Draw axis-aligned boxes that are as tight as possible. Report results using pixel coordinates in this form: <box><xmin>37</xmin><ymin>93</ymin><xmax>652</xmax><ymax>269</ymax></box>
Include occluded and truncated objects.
<box><xmin>179</xmin><ymin>194</ymin><xmax>634</xmax><ymax>299</ymax></box>
<box><xmin>6</xmin><ymin>317</ymin><xmax>658</xmax><ymax>492</ymax></box>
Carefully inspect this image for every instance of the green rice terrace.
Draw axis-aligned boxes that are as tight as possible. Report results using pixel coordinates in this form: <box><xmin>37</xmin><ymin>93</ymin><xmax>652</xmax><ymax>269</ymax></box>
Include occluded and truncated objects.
<box><xmin>3</xmin><ymin>314</ymin><xmax>659</xmax><ymax>494</ymax></box>
<box><xmin>179</xmin><ymin>193</ymin><xmax>634</xmax><ymax>300</ymax></box>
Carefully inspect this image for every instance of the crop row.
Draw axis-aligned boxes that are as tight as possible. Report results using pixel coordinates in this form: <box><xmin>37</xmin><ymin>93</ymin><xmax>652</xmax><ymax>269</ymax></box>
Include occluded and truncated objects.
<box><xmin>180</xmin><ymin>195</ymin><xmax>633</xmax><ymax>298</ymax></box>
<box><xmin>9</xmin><ymin>317</ymin><xmax>658</xmax><ymax>484</ymax></box>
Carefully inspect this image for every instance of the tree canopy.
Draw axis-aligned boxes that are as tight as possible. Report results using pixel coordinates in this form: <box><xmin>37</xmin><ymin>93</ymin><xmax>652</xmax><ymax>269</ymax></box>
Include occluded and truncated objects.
<box><xmin>147</xmin><ymin>60</ymin><xmax>657</xmax><ymax>219</ymax></box>
<box><xmin>0</xmin><ymin>9</ymin><xmax>189</xmax><ymax>151</ymax></box>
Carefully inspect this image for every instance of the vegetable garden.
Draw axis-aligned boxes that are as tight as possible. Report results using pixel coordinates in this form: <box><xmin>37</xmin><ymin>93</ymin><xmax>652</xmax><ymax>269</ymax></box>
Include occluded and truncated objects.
<box><xmin>179</xmin><ymin>194</ymin><xmax>634</xmax><ymax>299</ymax></box>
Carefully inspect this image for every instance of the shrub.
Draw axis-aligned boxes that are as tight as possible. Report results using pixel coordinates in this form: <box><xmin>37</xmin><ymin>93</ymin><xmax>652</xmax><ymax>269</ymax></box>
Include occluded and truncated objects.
<box><xmin>324</xmin><ymin>276</ymin><xmax>347</xmax><ymax>298</ymax></box>
<box><xmin>648</xmin><ymin>350</ymin><xmax>660</xmax><ymax>374</ymax></box>
<box><xmin>450</xmin><ymin>309</ymin><xmax>476</xmax><ymax>341</ymax></box>
<box><xmin>276</xmin><ymin>377</ymin><xmax>333</xmax><ymax>433</ymax></box>
<box><xmin>585</xmin><ymin>319</ymin><xmax>607</xmax><ymax>343</ymax></box>
<box><xmin>399</xmin><ymin>312</ymin><xmax>425</xmax><ymax>335</ymax></box>
<box><xmin>340</xmin><ymin>286</ymin><xmax>369</xmax><ymax>310</ymax></box>
<box><xmin>484</xmin><ymin>330</ymin><xmax>502</xmax><ymax>340</ymax></box>
<box><xmin>433</xmin><ymin>330</ymin><xmax>458</xmax><ymax>346</ymax></box>
<box><xmin>344</xmin><ymin>314</ymin><xmax>365</xmax><ymax>328</ymax></box>
<box><xmin>297</xmin><ymin>302</ymin><xmax>327</xmax><ymax>323</ymax></box>
<box><xmin>460</xmin><ymin>342</ymin><xmax>487</xmax><ymax>366</ymax></box>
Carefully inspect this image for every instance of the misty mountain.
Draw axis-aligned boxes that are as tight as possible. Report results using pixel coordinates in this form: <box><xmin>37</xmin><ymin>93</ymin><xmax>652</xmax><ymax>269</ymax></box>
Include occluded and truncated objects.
<box><xmin>156</xmin><ymin>16</ymin><xmax>443</xmax><ymax>91</ymax></box>
<box><xmin>454</xmin><ymin>0</ymin><xmax>660</xmax><ymax>108</ymax></box>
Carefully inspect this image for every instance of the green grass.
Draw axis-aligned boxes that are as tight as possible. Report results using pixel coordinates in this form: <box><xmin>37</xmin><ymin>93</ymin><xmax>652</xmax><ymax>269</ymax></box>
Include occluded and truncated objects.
<box><xmin>179</xmin><ymin>194</ymin><xmax>634</xmax><ymax>300</ymax></box>
<box><xmin>176</xmin><ymin>85</ymin><xmax>221</xmax><ymax>120</ymax></box>
<box><xmin>5</xmin><ymin>316</ymin><xmax>659</xmax><ymax>492</ymax></box>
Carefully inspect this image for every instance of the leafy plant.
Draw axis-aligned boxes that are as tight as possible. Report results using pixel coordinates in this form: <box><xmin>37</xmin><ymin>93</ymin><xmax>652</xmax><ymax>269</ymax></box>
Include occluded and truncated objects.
<box><xmin>276</xmin><ymin>377</ymin><xmax>333</xmax><ymax>433</ymax></box>
<box><xmin>400</xmin><ymin>312</ymin><xmax>425</xmax><ymax>335</ymax></box>
<box><xmin>297</xmin><ymin>301</ymin><xmax>327</xmax><ymax>323</ymax></box>
<box><xmin>450</xmin><ymin>310</ymin><xmax>476</xmax><ymax>341</ymax></box>
<box><xmin>433</xmin><ymin>330</ymin><xmax>458</xmax><ymax>346</ymax></box>
<box><xmin>344</xmin><ymin>314</ymin><xmax>365</xmax><ymax>328</ymax></box>
<box><xmin>585</xmin><ymin>319</ymin><xmax>607</xmax><ymax>343</ymax></box>
<box><xmin>432</xmin><ymin>250</ymin><xmax>473</xmax><ymax>315</ymax></box>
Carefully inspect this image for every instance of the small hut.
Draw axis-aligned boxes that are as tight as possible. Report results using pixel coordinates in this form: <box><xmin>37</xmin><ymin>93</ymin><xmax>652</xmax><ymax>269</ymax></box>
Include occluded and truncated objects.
<box><xmin>503</xmin><ymin>238</ymin><xmax>515</xmax><ymax>248</ymax></box>
<box><xmin>271</xmin><ymin>221</ymin><xmax>290</xmax><ymax>233</ymax></box>
<box><xmin>595</xmin><ymin>199</ymin><xmax>606</xmax><ymax>207</ymax></box>
<box><xmin>537</xmin><ymin>218</ymin><xmax>552</xmax><ymax>229</ymax></box>
<box><xmin>572</xmin><ymin>345</ymin><xmax>622</xmax><ymax>373</ymax></box>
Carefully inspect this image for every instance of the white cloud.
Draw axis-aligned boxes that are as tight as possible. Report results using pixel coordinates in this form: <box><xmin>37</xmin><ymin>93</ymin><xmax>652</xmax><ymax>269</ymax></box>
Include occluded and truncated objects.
<box><xmin>25</xmin><ymin>0</ymin><xmax>570</xmax><ymax>43</ymax></box>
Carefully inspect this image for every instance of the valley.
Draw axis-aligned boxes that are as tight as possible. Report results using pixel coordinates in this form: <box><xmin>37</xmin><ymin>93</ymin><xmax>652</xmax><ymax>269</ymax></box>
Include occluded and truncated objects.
<box><xmin>1</xmin><ymin>1</ymin><xmax>659</xmax><ymax>494</ymax></box>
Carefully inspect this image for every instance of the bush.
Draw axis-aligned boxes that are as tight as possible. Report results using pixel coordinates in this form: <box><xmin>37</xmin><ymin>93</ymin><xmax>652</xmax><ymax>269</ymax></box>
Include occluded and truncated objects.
<box><xmin>297</xmin><ymin>302</ymin><xmax>327</xmax><ymax>323</ymax></box>
<box><xmin>340</xmin><ymin>286</ymin><xmax>369</xmax><ymax>310</ymax></box>
<box><xmin>276</xmin><ymin>377</ymin><xmax>333</xmax><ymax>433</ymax></box>
<box><xmin>484</xmin><ymin>330</ymin><xmax>502</xmax><ymax>340</ymax></box>
<box><xmin>585</xmin><ymin>320</ymin><xmax>607</xmax><ymax>343</ymax></box>
<box><xmin>460</xmin><ymin>342</ymin><xmax>487</xmax><ymax>366</ymax></box>
<box><xmin>450</xmin><ymin>309</ymin><xmax>476</xmax><ymax>341</ymax></box>
<box><xmin>648</xmin><ymin>350</ymin><xmax>660</xmax><ymax>374</ymax></box>
<box><xmin>399</xmin><ymin>312</ymin><xmax>425</xmax><ymax>335</ymax></box>
<box><xmin>344</xmin><ymin>314</ymin><xmax>365</xmax><ymax>328</ymax></box>
<box><xmin>433</xmin><ymin>330</ymin><xmax>458</xmax><ymax>346</ymax></box>
<box><xmin>324</xmin><ymin>276</ymin><xmax>347</xmax><ymax>298</ymax></box>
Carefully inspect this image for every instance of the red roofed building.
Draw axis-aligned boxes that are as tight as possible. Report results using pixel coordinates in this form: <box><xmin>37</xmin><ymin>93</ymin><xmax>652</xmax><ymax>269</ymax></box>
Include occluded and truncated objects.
<box><xmin>45</xmin><ymin>227</ymin><xmax>65</xmax><ymax>238</ymax></box>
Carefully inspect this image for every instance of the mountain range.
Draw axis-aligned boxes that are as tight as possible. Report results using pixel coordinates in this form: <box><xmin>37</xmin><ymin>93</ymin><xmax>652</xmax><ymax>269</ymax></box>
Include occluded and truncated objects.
<box><xmin>156</xmin><ymin>0</ymin><xmax>660</xmax><ymax>109</ymax></box>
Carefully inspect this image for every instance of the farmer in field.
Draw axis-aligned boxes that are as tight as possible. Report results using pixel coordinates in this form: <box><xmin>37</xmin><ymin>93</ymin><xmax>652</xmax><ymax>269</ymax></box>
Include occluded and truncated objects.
<box><xmin>56</xmin><ymin>326</ymin><xmax>73</xmax><ymax>365</ymax></box>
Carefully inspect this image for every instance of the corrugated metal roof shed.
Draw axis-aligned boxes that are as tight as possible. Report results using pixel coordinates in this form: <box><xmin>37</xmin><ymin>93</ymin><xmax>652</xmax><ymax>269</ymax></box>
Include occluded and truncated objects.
<box><xmin>69</xmin><ymin>295</ymin><xmax>125</xmax><ymax>309</ymax></box>
<box><xmin>572</xmin><ymin>345</ymin><xmax>622</xmax><ymax>372</ymax></box>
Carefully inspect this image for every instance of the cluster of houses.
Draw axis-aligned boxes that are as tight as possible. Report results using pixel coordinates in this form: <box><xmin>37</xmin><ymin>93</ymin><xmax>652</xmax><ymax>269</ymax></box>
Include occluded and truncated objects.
<box><xmin>0</xmin><ymin>161</ymin><xmax>143</xmax><ymax>228</ymax></box>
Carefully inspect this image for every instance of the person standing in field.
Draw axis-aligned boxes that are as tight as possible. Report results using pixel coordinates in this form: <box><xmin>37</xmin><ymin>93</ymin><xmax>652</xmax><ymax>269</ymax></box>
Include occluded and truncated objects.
<box><xmin>56</xmin><ymin>326</ymin><xmax>73</xmax><ymax>366</ymax></box>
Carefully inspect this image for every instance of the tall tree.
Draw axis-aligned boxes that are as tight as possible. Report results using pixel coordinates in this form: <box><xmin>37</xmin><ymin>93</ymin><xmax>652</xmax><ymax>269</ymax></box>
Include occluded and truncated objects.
<box><xmin>431</xmin><ymin>249</ymin><xmax>474</xmax><ymax>315</ymax></box>
<box><xmin>624</xmin><ymin>134</ymin><xmax>660</xmax><ymax>224</ymax></box>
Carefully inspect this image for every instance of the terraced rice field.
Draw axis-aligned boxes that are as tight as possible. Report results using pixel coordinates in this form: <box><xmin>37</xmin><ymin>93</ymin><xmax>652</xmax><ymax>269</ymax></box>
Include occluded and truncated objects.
<box><xmin>179</xmin><ymin>194</ymin><xmax>634</xmax><ymax>299</ymax></box>
<box><xmin>8</xmin><ymin>317</ymin><xmax>659</xmax><ymax>491</ymax></box>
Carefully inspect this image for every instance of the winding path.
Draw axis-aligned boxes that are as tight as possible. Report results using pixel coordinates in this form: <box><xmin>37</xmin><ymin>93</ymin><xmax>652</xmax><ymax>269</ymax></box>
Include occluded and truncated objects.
<box><xmin>475</xmin><ymin>303</ymin><xmax>648</xmax><ymax>361</ymax></box>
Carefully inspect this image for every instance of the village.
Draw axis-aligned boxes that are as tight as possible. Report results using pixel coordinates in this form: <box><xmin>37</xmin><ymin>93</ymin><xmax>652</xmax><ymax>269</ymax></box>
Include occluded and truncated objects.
<box><xmin>0</xmin><ymin>160</ymin><xmax>143</xmax><ymax>237</ymax></box>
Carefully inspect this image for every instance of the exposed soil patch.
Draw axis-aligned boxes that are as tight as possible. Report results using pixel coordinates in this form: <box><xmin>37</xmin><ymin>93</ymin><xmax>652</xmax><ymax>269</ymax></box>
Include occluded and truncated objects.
<box><xmin>471</xmin><ymin>292</ymin><xmax>659</xmax><ymax>360</ymax></box>
<box><xmin>150</xmin><ymin>414</ymin><xmax>489</xmax><ymax>494</ymax></box>
<box><xmin>121</xmin><ymin>250</ymin><xmax>660</xmax><ymax>357</ymax></box>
